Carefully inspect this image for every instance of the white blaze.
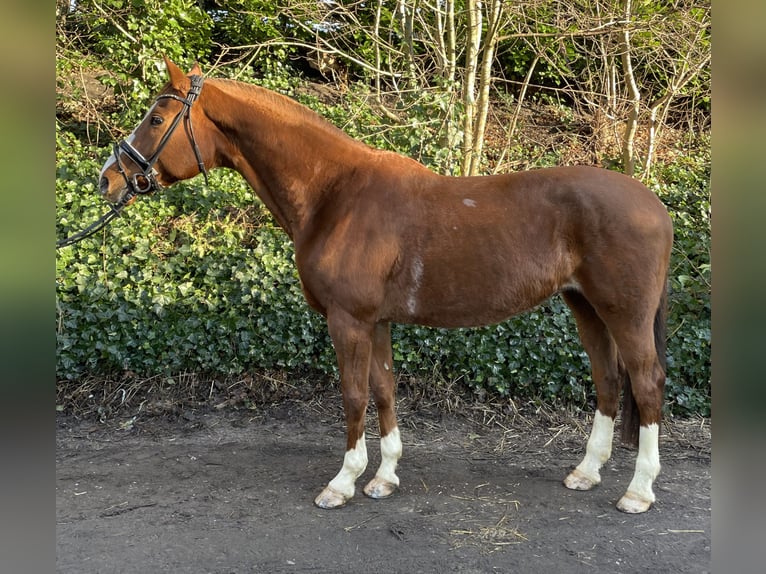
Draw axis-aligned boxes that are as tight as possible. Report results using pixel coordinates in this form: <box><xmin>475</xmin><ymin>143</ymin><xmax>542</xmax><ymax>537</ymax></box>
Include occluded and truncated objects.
<box><xmin>99</xmin><ymin>104</ymin><xmax>157</xmax><ymax>179</ymax></box>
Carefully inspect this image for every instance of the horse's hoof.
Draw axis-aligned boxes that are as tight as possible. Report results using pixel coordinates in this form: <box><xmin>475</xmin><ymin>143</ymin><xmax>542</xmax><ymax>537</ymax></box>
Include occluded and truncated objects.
<box><xmin>363</xmin><ymin>477</ymin><xmax>398</xmax><ymax>499</ymax></box>
<box><xmin>314</xmin><ymin>486</ymin><xmax>350</xmax><ymax>509</ymax></box>
<box><xmin>616</xmin><ymin>491</ymin><xmax>653</xmax><ymax>513</ymax></box>
<box><xmin>563</xmin><ymin>468</ymin><xmax>600</xmax><ymax>491</ymax></box>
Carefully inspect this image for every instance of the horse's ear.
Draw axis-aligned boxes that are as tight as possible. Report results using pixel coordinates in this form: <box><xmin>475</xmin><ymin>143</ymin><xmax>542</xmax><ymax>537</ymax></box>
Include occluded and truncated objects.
<box><xmin>163</xmin><ymin>56</ymin><xmax>187</xmax><ymax>90</ymax></box>
<box><xmin>189</xmin><ymin>62</ymin><xmax>203</xmax><ymax>77</ymax></box>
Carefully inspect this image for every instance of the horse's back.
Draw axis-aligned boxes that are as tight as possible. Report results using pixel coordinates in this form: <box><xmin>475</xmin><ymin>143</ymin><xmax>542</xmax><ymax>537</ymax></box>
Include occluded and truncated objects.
<box><xmin>405</xmin><ymin>165</ymin><xmax>671</xmax><ymax>252</ymax></box>
<box><xmin>453</xmin><ymin>165</ymin><xmax>672</xmax><ymax>256</ymax></box>
<box><xmin>446</xmin><ymin>165</ymin><xmax>666</xmax><ymax>216</ymax></box>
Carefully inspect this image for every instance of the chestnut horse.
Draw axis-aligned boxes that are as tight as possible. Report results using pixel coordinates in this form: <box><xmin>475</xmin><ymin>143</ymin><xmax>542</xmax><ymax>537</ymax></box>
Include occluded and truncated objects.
<box><xmin>99</xmin><ymin>59</ymin><xmax>673</xmax><ymax>514</ymax></box>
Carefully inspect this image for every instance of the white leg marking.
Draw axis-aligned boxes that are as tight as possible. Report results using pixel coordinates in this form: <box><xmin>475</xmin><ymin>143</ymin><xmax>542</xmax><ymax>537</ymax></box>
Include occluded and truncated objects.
<box><xmin>315</xmin><ymin>433</ymin><xmax>368</xmax><ymax>508</ymax></box>
<box><xmin>379</xmin><ymin>428</ymin><xmax>402</xmax><ymax>481</ymax></box>
<box><xmin>364</xmin><ymin>427</ymin><xmax>402</xmax><ymax>499</ymax></box>
<box><xmin>564</xmin><ymin>410</ymin><xmax>614</xmax><ymax>490</ymax></box>
<box><xmin>328</xmin><ymin>432</ymin><xmax>368</xmax><ymax>496</ymax></box>
<box><xmin>618</xmin><ymin>423</ymin><xmax>660</xmax><ymax>513</ymax></box>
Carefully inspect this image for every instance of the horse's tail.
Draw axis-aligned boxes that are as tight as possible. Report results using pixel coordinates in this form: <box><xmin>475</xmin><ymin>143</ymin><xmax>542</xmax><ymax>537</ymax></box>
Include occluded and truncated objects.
<box><xmin>620</xmin><ymin>278</ymin><xmax>668</xmax><ymax>447</ymax></box>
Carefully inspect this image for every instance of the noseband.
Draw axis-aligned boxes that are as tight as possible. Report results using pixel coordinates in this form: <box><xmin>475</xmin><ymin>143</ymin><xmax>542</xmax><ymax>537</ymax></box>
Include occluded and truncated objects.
<box><xmin>114</xmin><ymin>74</ymin><xmax>209</xmax><ymax>199</ymax></box>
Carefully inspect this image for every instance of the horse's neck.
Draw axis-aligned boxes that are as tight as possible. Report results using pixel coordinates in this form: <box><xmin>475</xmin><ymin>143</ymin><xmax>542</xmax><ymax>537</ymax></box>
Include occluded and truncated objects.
<box><xmin>209</xmin><ymin>81</ymin><xmax>371</xmax><ymax>238</ymax></box>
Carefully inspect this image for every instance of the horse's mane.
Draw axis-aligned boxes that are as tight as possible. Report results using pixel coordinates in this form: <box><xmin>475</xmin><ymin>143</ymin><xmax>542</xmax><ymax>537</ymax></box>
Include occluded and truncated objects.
<box><xmin>209</xmin><ymin>78</ymin><xmax>363</xmax><ymax>147</ymax></box>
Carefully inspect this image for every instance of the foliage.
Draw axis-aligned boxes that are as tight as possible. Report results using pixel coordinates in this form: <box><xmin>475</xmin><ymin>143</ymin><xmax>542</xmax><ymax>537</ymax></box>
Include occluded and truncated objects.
<box><xmin>59</xmin><ymin>0</ymin><xmax>213</xmax><ymax>125</ymax></box>
<box><xmin>391</xmin><ymin>302</ymin><xmax>591</xmax><ymax>406</ymax></box>
<box><xmin>300</xmin><ymin>83</ymin><xmax>463</xmax><ymax>174</ymax></box>
<box><xmin>652</xmin><ymin>140</ymin><xmax>711</xmax><ymax>416</ymax></box>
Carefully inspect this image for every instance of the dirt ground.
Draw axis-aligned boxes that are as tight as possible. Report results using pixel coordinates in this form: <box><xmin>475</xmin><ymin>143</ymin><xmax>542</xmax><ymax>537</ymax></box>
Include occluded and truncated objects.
<box><xmin>56</xmin><ymin>389</ymin><xmax>711</xmax><ymax>573</ymax></box>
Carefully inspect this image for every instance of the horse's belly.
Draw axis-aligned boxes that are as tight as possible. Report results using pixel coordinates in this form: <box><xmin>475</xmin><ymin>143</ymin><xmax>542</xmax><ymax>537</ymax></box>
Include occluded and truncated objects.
<box><xmin>388</xmin><ymin>275</ymin><xmax>558</xmax><ymax>328</ymax></box>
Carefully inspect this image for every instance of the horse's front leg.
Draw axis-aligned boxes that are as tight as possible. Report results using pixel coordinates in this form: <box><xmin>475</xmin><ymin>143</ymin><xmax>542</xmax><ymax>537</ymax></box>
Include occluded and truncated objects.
<box><xmin>363</xmin><ymin>322</ymin><xmax>402</xmax><ymax>499</ymax></box>
<box><xmin>314</xmin><ymin>310</ymin><xmax>373</xmax><ymax>509</ymax></box>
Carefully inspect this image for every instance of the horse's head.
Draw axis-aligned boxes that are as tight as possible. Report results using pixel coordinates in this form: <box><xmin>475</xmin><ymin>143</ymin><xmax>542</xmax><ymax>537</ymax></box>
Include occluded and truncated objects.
<box><xmin>99</xmin><ymin>57</ymin><xmax>210</xmax><ymax>205</ymax></box>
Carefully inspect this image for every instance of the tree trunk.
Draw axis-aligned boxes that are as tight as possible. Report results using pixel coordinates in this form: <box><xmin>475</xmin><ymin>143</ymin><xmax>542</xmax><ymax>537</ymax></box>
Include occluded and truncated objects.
<box><xmin>620</xmin><ymin>0</ymin><xmax>641</xmax><ymax>177</ymax></box>
<box><xmin>460</xmin><ymin>0</ymin><xmax>482</xmax><ymax>176</ymax></box>
<box><xmin>469</xmin><ymin>0</ymin><xmax>503</xmax><ymax>176</ymax></box>
<box><xmin>397</xmin><ymin>0</ymin><xmax>419</xmax><ymax>88</ymax></box>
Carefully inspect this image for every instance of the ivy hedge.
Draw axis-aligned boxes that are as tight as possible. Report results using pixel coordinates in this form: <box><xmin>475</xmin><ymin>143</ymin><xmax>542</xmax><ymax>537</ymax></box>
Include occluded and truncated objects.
<box><xmin>55</xmin><ymin>117</ymin><xmax>710</xmax><ymax>418</ymax></box>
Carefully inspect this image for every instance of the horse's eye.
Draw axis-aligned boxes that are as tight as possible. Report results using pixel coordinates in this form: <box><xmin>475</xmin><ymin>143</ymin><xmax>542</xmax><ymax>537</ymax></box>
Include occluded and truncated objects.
<box><xmin>150</xmin><ymin>115</ymin><xmax>164</xmax><ymax>126</ymax></box>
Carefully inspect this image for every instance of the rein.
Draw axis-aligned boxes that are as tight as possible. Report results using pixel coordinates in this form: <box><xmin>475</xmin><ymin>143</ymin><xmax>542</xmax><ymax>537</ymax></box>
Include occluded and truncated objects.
<box><xmin>55</xmin><ymin>193</ymin><xmax>133</xmax><ymax>249</ymax></box>
<box><xmin>56</xmin><ymin>75</ymin><xmax>208</xmax><ymax>249</ymax></box>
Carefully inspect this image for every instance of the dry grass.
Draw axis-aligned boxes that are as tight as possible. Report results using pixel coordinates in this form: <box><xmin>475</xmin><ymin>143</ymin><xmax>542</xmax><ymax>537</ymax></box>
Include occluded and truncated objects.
<box><xmin>56</xmin><ymin>369</ymin><xmax>323</xmax><ymax>423</ymax></box>
<box><xmin>449</xmin><ymin>508</ymin><xmax>528</xmax><ymax>552</ymax></box>
<box><xmin>56</xmin><ymin>369</ymin><xmax>711</xmax><ymax>463</ymax></box>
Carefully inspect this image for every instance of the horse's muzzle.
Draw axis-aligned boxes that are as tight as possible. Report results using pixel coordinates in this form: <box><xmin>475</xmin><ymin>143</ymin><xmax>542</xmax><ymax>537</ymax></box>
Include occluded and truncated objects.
<box><xmin>99</xmin><ymin>175</ymin><xmax>131</xmax><ymax>205</ymax></box>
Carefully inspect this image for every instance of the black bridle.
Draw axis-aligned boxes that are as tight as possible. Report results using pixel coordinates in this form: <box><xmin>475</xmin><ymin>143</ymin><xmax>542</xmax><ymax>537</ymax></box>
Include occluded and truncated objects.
<box><xmin>56</xmin><ymin>75</ymin><xmax>208</xmax><ymax>249</ymax></box>
<box><xmin>114</xmin><ymin>74</ymin><xmax>209</xmax><ymax>196</ymax></box>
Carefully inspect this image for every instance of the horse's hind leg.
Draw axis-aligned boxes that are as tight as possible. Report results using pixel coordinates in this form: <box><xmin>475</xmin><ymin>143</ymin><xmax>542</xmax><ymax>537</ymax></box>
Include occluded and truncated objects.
<box><xmin>363</xmin><ymin>322</ymin><xmax>403</xmax><ymax>499</ymax></box>
<box><xmin>610</xmin><ymin>323</ymin><xmax>665</xmax><ymax>514</ymax></box>
<box><xmin>582</xmin><ymin>281</ymin><xmax>667</xmax><ymax>514</ymax></box>
<box><xmin>561</xmin><ymin>290</ymin><xmax>623</xmax><ymax>492</ymax></box>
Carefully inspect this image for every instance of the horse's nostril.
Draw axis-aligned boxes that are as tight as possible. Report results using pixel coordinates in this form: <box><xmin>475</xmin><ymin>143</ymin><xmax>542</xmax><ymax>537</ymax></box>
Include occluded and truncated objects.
<box><xmin>99</xmin><ymin>176</ymin><xmax>110</xmax><ymax>196</ymax></box>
